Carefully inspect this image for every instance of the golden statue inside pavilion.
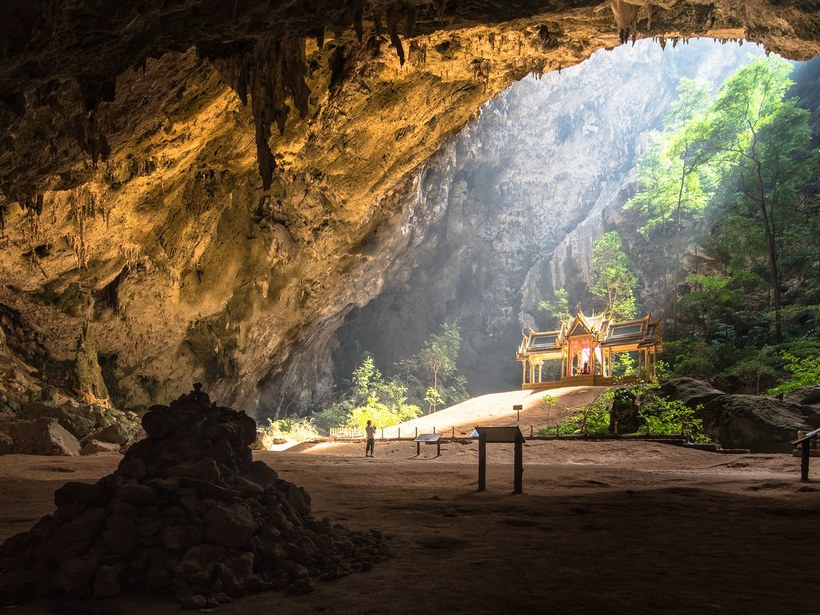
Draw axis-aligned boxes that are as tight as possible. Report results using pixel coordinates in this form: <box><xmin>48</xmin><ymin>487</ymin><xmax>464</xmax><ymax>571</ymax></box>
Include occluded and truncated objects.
<box><xmin>515</xmin><ymin>310</ymin><xmax>663</xmax><ymax>390</ymax></box>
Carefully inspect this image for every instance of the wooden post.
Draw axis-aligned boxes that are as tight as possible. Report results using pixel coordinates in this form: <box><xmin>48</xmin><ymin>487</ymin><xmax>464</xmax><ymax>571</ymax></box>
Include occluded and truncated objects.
<box><xmin>452</xmin><ymin>426</ymin><xmax>455</xmax><ymax>438</ymax></box>
<box><xmin>530</xmin><ymin>424</ymin><xmax>533</xmax><ymax>437</ymax></box>
<box><xmin>398</xmin><ymin>427</ymin><xmax>401</xmax><ymax>440</ymax></box>
<box><xmin>513</xmin><ymin>433</ymin><xmax>523</xmax><ymax>494</ymax></box>
<box><xmin>436</xmin><ymin>440</ymin><xmax>441</xmax><ymax>458</ymax></box>
<box><xmin>416</xmin><ymin>441</ymin><xmax>420</xmax><ymax>456</ymax></box>
<box><xmin>433</xmin><ymin>425</ymin><xmax>436</xmax><ymax>434</ymax></box>
<box><xmin>801</xmin><ymin>439</ymin><xmax>810</xmax><ymax>482</ymax></box>
<box><xmin>415</xmin><ymin>427</ymin><xmax>418</xmax><ymax>438</ymax></box>
<box><xmin>478</xmin><ymin>434</ymin><xmax>487</xmax><ymax>491</ymax></box>
<box><xmin>381</xmin><ymin>427</ymin><xmax>384</xmax><ymax>439</ymax></box>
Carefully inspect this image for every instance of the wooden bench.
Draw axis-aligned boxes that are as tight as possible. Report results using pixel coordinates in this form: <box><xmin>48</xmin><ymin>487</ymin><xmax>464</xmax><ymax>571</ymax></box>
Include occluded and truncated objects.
<box><xmin>414</xmin><ymin>433</ymin><xmax>441</xmax><ymax>458</ymax></box>
<box><xmin>793</xmin><ymin>427</ymin><xmax>820</xmax><ymax>481</ymax></box>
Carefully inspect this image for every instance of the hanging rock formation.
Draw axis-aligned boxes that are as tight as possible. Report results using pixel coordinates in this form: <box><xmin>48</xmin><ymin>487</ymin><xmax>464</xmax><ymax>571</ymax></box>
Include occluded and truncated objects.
<box><xmin>0</xmin><ymin>384</ymin><xmax>387</xmax><ymax>607</ymax></box>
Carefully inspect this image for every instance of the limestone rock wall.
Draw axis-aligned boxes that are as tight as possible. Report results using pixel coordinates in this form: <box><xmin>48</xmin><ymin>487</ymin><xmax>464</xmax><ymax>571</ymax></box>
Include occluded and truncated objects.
<box><xmin>333</xmin><ymin>39</ymin><xmax>760</xmax><ymax>397</ymax></box>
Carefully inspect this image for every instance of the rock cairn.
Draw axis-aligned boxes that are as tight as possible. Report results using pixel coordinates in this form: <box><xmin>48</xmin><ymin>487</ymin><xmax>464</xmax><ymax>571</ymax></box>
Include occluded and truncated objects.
<box><xmin>0</xmin><ymin>384</ymin><xmax>386</xmax><ymax>609</ymax></box>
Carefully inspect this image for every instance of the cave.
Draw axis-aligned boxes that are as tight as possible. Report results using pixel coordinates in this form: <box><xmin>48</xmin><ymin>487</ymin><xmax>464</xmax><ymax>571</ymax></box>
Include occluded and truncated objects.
<box><xmin>1</xmin><ymin>1</ymin><xmax>819</xmax><ymax>613</ymax></box>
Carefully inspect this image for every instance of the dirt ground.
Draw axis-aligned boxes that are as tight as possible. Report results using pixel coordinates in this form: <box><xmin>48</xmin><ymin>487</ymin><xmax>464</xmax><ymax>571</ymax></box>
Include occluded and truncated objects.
<box><xmin>1</xmin><ymin>439</ymin><xmax>818</xmax><ymax>615</ymax></box>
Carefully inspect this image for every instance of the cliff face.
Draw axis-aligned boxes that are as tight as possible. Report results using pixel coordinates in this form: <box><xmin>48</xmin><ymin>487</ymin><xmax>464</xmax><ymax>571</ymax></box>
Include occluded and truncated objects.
<box><xmin>332</xmin><ymin>38</ymin><xmax>760</xmax><ymax>399</ymax></box>
<box><xmin>0</xmin><ymin>1</ymin><xmax>817</xmax><ymax>415</ymax></box>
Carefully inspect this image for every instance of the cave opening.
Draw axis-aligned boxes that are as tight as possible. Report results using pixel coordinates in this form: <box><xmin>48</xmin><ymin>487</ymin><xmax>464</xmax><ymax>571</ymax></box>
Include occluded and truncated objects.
<box><xmin>327</xmin><ymin>37</ymin><xmax>777</xmax><ymax>414</ymax></box>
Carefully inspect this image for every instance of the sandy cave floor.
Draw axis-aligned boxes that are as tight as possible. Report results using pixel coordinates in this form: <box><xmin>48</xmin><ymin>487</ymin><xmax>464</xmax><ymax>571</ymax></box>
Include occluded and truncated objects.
<box><xmin>1</xmin><ymin>441</ymin><xmax>818</xmax><ymax>615</ymax></box>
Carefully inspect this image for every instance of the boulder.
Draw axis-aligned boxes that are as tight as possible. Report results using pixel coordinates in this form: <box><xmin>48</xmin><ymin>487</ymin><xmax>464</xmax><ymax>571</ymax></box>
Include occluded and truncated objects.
<box><xmin>609</xmin><ymin>387</ymin><xmax>640</xmax><ymax>434</ymax></box>
<box><xmin>700</xmin><ymin>394</ymin><xmax>820</xmax><ymax>453</ymax></box>
<box><xmin>203</xmin><ymin>502</ymin><xmax>259</xmax><ymax>548</ymax></box>
<box><xmin>6</xmin><ymin>418</ymin><xmax>81</xmax><ymax>456</ymax></box>
<box><xmin>18</xmin><ymin>402</ymin><xmax>97</xmax><ymax>440</ymax></box>
<box><xmin>82</xmin><ymin>421</ymin><xmax>139</xmax><ymax>445</ymax></box>
<box><xmin>81</xmin><ymin>439</ymin><xmax>121</xmax><ymax>455</ymax></box>
<box><xmin>659</xmin><ymin>377</ymin><xmax>726</xmax><ymax>409</ymax></box>
<box><xmin>784</xmin><ymin>386</ymin><xmax>820</xmax><ymax>408</ymax></box>
<box><xmin>0</xmin><ymin>431</ymin><xmax>12</xmax><ymax>455</ymax></box>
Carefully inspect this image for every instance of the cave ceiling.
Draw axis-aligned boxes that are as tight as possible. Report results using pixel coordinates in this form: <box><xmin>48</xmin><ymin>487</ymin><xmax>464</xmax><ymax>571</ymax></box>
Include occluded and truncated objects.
<box><xmin>0</xmin><ymin>0</ymin><xmax>817</xmax><ymax>412</ymax></box>
<box><xmin>1</xmin><ymin>0</ymin><xmax>818</xmax><ymax>200</ymax></box>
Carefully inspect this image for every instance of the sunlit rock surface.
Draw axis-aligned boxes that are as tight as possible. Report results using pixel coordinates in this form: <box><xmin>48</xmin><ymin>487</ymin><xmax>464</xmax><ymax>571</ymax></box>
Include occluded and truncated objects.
<box><xmin>333</xmin><ymin>39</ymin><xmax>760</xmax><ymax>397</ymax></box>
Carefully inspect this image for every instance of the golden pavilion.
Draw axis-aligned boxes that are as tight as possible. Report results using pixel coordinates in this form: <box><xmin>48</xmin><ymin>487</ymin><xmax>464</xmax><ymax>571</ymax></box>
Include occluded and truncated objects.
<box><xmin>515</xmin><ymin>310</ymin><xmax>663</xmax><ymax>390</ymax></box>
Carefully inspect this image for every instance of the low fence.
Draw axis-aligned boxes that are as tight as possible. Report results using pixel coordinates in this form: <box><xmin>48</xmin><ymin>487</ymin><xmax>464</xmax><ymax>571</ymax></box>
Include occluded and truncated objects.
<box><xmin>328</xmin><ymin>425</ymin><xmax>700</xmax><ymax>445</ymax></box>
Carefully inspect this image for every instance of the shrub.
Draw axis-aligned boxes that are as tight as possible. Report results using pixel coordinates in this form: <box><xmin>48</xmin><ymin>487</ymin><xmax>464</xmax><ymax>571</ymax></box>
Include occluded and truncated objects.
<box><xmin>256</xmin><ymin>417</ymin><xmax>321</xmax><ymax>448</ymax></box>
<box><xmin>767</xmin><ymin>351</ymin><xmax>820</xmax><ymax>396</ymax></box>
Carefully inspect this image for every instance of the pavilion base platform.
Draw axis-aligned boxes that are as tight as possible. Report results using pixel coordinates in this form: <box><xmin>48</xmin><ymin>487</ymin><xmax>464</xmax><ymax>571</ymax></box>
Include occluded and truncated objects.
<box><xmin>523</xmin><ymin>374</ymin><xmax>638</xmax><ymax>391</ymax></box>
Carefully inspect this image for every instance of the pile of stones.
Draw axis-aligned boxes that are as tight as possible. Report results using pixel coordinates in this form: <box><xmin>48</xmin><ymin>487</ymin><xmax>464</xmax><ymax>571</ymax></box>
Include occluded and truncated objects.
<box><xmin>0</xmin><ymin>384</ymin><xmax>386</xmax><ymax>608</ymax></box>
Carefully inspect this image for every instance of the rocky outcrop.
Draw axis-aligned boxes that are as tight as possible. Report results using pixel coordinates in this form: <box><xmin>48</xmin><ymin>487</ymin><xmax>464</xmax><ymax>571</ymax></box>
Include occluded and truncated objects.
<box><xmin>659</xmin><ymin>377</ymin><xmax>726</xmax><ymax>409</ymax></box>
<box><xmin>659</xmin><ymin>378</ymin><xmax>820</xmax><ymax>453</ymax></box>
<box><xmin>74</xmin><ymin>322</ymin><xmax>109</xmax><ymax>403</ymax></box>
<box><xmin>0</xmin><ymin>384</ymin><xmax>386</xmax><ymax>607</ymax></box>
<box><xmin>0</xmin><ymin>418</ymin><xmax>81</xmax><ymax>456</ymax></box>
<box><xmin>700</xmin><ymin>395</ymin><xmax>820</xmax><ymax>454</ymax></box>
<box><xmin>784</xmin><ymin>386</ymin><xmax>820</xmax><ymax>408</ymax></box>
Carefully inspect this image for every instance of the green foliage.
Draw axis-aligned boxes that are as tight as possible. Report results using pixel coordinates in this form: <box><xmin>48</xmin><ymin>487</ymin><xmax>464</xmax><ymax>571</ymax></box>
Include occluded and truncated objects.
<box><xmin>590</xmin><ymin>231</ymin><xmax>638</xmax><ymax>320</ymax></box>
<box><xmin>395</xmin><ymin>322</ymin><xmax>467</xmax><ymax>412</ymax></box>
<box><xmin>541</xmin><ymin>380</ymin><xmax>709</xmax><ymax>443</ymax></box>
<box><xmin>676</xmin><ymin>273</ymin><xmax>739</xmax><ymax>343</ymax></box>
<box><xmin>312</xmin><ymin>401</ymin><xmax>353</xmax><ymax>435</ymax></box>
<box><xmin>626</xmin><ymin>78</ymin><xmax>714</xmax><ymax>236</ymax></box>
<box><xmin>542</xmin><ymin>389</ymin><xmax>613</xmax><ymax>436</ymax></box>
<box><xmin>539</xmin><ymin>288</ymin><xmax>570</xmax><ymax>327</ymax></box>
<box><xmin>636</xmin><ymin>397</ymin><xmax>708</xmax><ymax>443</ymax></box>
<box><xmin>695</xmin><ymin>56</ymin><xmax>811</xmax><ymax>343</ymax></box>
<box><xmin>257</xmin><ymin>417</ymin><xmax>321</xmax><ymax>447</ymax></box>
<box><xmin>343</xmin><ymin>355</ymin><xmax>423</xmax><ymax>430</ymax></box>
<box><xmin>767</xmin><ymin>352</ymin><xmax>820</xmax><ymax>396</ymax></box>
<box><xmin>347</xmin><ymin>397</ymin><xmax>421</xmax><ymax>430</ymax></box>
<box><xmin>353</xmin><ymin>355</ymin><xmax>380</xmax><ymax>401</ymax></box>
<box><xmin>611</xmin><ymin>352</ymin><xmax>636</xmax><ymax>378</ymax></box>
<box><xmin>663</xmin><ymin>339</ymin><xmax>720</xmax><ymax>381</ymax></box>
<box><xmin>424</xmin><ymin>387</ymin><xmax>444</xmax><ymax>413</ymax></box>
<box><xmin>315</xmin><ymin>324</ymin><xmax>466</xmax><ymax>431</ymax></box>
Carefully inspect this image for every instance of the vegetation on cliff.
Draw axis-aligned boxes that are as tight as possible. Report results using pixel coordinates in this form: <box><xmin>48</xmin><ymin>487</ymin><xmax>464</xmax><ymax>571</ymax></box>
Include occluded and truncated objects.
<box><xmin>625</xmin><ymin>56</ymin><xmax>820</xmax><ymax>393</ymax></box>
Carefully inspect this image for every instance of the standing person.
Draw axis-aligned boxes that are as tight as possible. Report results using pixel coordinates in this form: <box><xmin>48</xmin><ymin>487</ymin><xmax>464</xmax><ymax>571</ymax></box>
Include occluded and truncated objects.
<box><xmin>365</xmin><ymin>420</ymin><xmax>376</xmax><ymax>457</ymax></box>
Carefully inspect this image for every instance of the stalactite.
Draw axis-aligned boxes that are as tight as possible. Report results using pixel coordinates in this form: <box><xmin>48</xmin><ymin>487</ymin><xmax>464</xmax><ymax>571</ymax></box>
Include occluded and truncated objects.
<box><xmin>210</xmin><ymin>36</ymin><xmax>310</xmax><ymax>191</ymax></box>
<box><xmin>385</xmin><ymin>5</ymin><xmax>405</xmax><ymax>66</ymax></box>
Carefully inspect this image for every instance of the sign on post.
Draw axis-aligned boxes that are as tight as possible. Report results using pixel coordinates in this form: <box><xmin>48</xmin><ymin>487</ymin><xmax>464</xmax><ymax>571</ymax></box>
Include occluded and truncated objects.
<box><xmin>414</xmin><ymin>433</ymin><xmax>441</xmax><ymax>458</ymax></box>
<box><xmin>474</xmin><ymin>426</ymin><xmax>525</xmax><ymax>494</ymax></box>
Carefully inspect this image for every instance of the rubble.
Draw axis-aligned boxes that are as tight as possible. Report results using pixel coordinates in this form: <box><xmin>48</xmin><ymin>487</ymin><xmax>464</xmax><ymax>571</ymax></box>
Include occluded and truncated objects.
<box><xmin>0</xmin><ymin>384</ymin><xmax>387</xmax><ymax>607</ymax></box>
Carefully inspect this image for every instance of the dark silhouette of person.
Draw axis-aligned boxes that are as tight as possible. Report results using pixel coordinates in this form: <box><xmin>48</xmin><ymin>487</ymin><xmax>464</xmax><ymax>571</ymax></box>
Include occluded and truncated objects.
<box><xmin>365</xmin><ymin>420</ymin><xmax>376</xmax><ymax>457</ymax></box>
<box><xmin>582</xmin><ymin>361</ymin><xmax>590</xmax><ymax>375</ymax></box>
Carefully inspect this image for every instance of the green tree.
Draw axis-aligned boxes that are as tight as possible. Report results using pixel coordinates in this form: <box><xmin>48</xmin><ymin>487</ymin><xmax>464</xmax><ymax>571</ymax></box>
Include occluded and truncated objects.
<box><xmin>676</xmin><ymin>273</ymin><xmax>738</xmax><ymax>343</ymax></box>
<box><xmin>696</xmin><ymin>56</ymin><xmax>810</xmax><ymax>342</ymax></box>
<box><xmin>348</xmin><ymin>354</ymin><xmax>422</xmax><ymax>428</ymax></box>
<box><xmin>590</xmin><ymin>231</ymin><xmax>638</xmax><ymax>320</ymax></box>
<box><xmin>353</xmin><ymin>355</ymin><xmax>381</xmax><ymax>401</ymax></box>
<box><xmin>626</xmin><ymin>78</ymin><xmax>714</xmax><ymax>334</ymax></box>
<box><xmin>396</xmin><ymin>322</ymin><xmax>466</xmax><ymax>413</ymax></box>
<box><xmin>539</xmin><ymin>288</ymin><xmax>570</xmax><ymax>327</ymax></box>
